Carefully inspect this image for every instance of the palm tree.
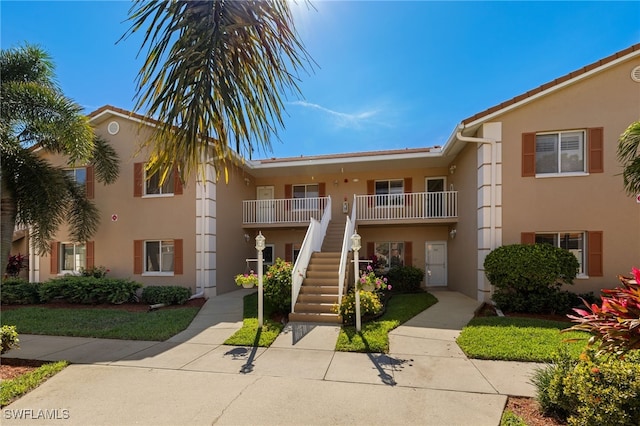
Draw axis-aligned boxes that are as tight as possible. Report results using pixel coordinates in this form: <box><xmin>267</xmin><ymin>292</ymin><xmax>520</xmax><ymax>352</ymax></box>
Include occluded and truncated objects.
<box><xmin>120</xmin><ymin>0</ymin><xmax>313</xmax><ymax>183</ymax></box>
<box><xmin>618</xmin><ymin>121</ymin><xmax>640</xmax><ymax>195</ymax></box>
<box><xmin>0</xmin><ymin>44</ymin><xmax>119</xmax><ymax>275</ymax></box>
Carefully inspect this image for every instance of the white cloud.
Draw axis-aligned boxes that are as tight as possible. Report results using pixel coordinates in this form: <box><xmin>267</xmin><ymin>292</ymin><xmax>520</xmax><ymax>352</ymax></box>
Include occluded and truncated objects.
<box><xmin>290</xmin><ymin>100</ymin><xmax>382</xmax><ymax>129</ymax></box>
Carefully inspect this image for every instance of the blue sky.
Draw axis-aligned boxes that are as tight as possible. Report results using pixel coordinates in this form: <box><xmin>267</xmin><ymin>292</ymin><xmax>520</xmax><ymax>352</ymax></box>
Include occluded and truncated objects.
<box><xmin>2</xmin><ymin>1</ymin><xmax>639</xmax><ymax>159</ymax></box>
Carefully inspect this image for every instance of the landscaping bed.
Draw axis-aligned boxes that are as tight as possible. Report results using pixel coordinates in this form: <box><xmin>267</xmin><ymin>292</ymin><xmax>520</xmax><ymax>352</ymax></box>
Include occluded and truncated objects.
<box><xmin>1</xmin><ymin>297</ymin><xmax>206</xmax><ymax>312</ymax></box>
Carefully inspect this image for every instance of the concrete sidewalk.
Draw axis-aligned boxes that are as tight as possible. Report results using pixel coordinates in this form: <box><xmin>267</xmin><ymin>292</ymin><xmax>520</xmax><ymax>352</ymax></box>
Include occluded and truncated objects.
<box><xmin>1</xmin><ymin>289</ymin><xmax>543</xmax><ymax>426</ymax></box>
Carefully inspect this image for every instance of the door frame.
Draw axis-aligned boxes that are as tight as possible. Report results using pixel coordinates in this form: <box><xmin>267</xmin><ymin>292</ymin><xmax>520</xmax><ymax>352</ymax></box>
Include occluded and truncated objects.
<box><xmin>425</xmin><ymin>240</ymin><xmax>447</xmax><ymax>287</ymax></box>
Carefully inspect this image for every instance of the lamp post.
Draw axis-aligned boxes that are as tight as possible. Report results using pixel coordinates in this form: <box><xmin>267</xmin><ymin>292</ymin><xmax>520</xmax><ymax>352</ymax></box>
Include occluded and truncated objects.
<box><xmin>255</xmin><ymin>231</ymin><xmax>266</xmax><ymax>328</ymax></box>
<box><xmin>351</xmin><ymin>232</ymin><xmax>362</xmax><ymax>332</ymax></box>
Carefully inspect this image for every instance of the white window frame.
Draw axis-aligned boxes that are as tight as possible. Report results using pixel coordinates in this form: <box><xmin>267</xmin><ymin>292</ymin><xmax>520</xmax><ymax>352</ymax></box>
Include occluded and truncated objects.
<box><xmin>263</xmin><ymin>244</ymin><xmax>275</xmax><ymax>266</ymax></box>
<box><xmin>292</xmin><ymin>184</ymin><xmax>319</xmax><ymax>210</ymax></box>
<box><xmin>375</xmin><ymin>179</ymin><xmax>404</xmax><ymax>206</ymax></box>
<box><xmin>535</xmin><ymin>130</ymin><xmax>587</xmax><ymax>177</ymax></box>
<box><xmin>143</xmin><ymin>168</ymin><xmax>175</xmax><ymax>198</ymax></box>
<box><xmin>65</xmin><ymin>167</ymin><xmax>87</xmax><ymax>185</ymax></box>
<box><xmin>373</xmin><ymin>241</ymin><xmax>405</xmax><ymax>272</ymax></box>
<box><xmin>535</xmin><ymin>231</ymin><xmax>586</xmax><ymax>277</ymax></box>
<box><xmin>142</xmin><ymin>240</ymin><xmax>175</xmax><ymax>276</ymax></box>
<box><xmin>60</xmin><ymin>242</ymin><xmax>86</xmax><ymax>274</ymax></box>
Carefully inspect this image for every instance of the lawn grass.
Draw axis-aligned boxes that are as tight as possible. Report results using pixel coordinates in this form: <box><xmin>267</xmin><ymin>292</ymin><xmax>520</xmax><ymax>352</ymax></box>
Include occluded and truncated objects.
<box><xmin>0</xmin><ymin>307</ymin><xmax>200</xmax><ymax>341</ymax></box>
<box><xmin>456</xmin><ymin>316</ymin><xmax>589</xmax><ymax>362</ymax></box>
<box><xmin>335</xmin><ymin>292</ymin><xmax>438</xmax><ymax>353</ymax></box>
<box><xmin>224</xmin><ymin>292</ymin><xmax>284</xmax><ymax>347</ymax></box>
<box><xmin>0</xmin><ymin>361</ymin><xmax>68</xmax><ymax>407</ymax></box>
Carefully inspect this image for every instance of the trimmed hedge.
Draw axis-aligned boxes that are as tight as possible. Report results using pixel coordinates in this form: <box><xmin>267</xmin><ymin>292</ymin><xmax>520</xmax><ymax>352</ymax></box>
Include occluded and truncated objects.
<box><xmin>386</xmin><ymin>265</ymin><xmax>424</xmax><ymax>293</ymax></box>
<box><xmin>141</xmin><ymin>286</ymin><xmax>191</xmax><ymax>305</ymax></box>
<box><xmin>1</xmin><ymin>278</ymin><xmax>41</xmax><ymax>304</ymax></box>
<box><xmin>39</xmin><ymin>276</ymin><xmax>142</xmax><ymax>305</ymax></box>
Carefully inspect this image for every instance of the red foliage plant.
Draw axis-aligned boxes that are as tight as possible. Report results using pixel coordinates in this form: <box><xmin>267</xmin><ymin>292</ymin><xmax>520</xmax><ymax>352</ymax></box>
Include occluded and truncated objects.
<box><xmin>566</xmin><ymin>267</ymin><xmax>640</xmax><ymax>357</ymax></box>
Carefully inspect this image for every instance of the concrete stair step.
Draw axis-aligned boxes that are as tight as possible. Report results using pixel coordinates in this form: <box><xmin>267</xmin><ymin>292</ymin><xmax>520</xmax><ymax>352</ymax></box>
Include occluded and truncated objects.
<box><xmin>297</xmin><ymin>294</ymin><xmax>339</xmax><ymax>303</ymax></box>
<box><xmin>300</xmin><ymin>285</ymin><xmax>339</xmax><ymax>294</ymax></box>
<box><xmin>288</xmin><ymin>312</ymin><xmax>342</xmax><ymax>324</ymax></box>
<box><xmin>294</xmin><ymin>302</ymin><xmax>337</xmax><ymax>314</ymax></box>
<box><xmin>306</xmin><ymin>270</ymin><xmax>338</xmax><ymax>279</ymax></box>
<box><xmin>303</xmin><ymin>278</ymin><xmax>339</xmax><ymax>287</ymax></box>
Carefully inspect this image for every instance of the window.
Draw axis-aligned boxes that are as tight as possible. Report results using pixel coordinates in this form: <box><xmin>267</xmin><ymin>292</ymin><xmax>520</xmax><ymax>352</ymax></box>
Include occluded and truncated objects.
<box><xmin>145</xmin><ymin>169</ymin><xmax>175</xmax><ymax>196</ymax></box>
<box><xmin>292</xmin><ymin>184</ymin><xmax>319</xmax><ymax>210</ymax></box>
<box><xmin>375</xmin><ymin>180</ymin><xmax>404</xmax><ymax>206</ymax></box>
<box><xmin>374</xmin><ymin>242</ymin><xmax>404</xmax><ymax>271</ymax></box>
<box><xmin>65</xmin><ymin>168</ymin><xmax>87</xmax><ymax>185</ymax></box>
<box><xmin>60</xmin><ymin>242</ymin><xmax>86</xmax><ymax>273</ymax></box>
<box><xmin>145</xmin><ymin>240</ymin><xmax>174</xmax><ymax>273</ymax></box>
<box><xmin>535</xmin><ymin>232</ymin><xmax>585</xmax><ymax>275</ymax></box>
<box><xmin>263</xmin><ymin>244</ymin><xmax>275</xmax><ymax>265</ymax></box>
<box><xmin>535</xmin><ymin>131</ymin><xmax>585</xmax><ymax>175</ymax></box>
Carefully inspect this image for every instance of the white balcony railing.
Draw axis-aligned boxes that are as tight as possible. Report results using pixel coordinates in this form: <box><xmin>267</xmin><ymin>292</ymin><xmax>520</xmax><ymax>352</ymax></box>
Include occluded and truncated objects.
<box><xmin>243</xmin><ymin>197</ymin><xmax>330</xmax><ymax>225</ymax></box>
<box><xmin>354</xmin><ymin>191</ymin><xmax>458</xmax><ymax>221</ymax></box>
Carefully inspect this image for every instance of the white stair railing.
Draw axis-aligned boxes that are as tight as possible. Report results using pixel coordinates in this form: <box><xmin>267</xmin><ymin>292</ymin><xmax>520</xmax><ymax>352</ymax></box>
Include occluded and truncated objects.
<box><xmin>290</xmin><ymin>197</ymin><xmax>332</xmax><ymax>313</ymax></box>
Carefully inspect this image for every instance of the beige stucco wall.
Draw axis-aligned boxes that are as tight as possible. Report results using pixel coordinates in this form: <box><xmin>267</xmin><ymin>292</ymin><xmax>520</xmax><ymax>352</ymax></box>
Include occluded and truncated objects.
<box><xmin>37</xmin><ymin>115</ymin><xmax>198</xmax><ymax>291</ymax></box>
<box><xmin>497</xmin><ymin>56</ymin><xmax>640</xmax><ymax>294</ymax></box>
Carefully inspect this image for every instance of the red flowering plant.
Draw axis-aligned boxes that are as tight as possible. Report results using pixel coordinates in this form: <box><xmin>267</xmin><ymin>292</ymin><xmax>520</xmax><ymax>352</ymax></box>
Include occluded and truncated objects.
<box><xmin>5</xmin><ymin>253</ymin><xmax>27</xmax><ymax>277</ymax></box>
<box><xmin>565</xmin><ymin>267</ymin><xmax>640</xmax><ymax>356</ymax></box>
<box><xmin>357</xmin><ymin>264</ymin><xmax>391</xmax><ymax>291</ymax></box>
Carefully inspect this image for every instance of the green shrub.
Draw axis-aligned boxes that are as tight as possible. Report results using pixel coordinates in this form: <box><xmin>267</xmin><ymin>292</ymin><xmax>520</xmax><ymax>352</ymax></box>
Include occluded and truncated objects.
<box><xmin>0</xmin><ymin>325</ymin><xmax>19</xmax><ymax>355</ymax></box>
<box><xmin>334</xmin><ymin>290</ymin><xmax>383</xmax><ymax>325</ymax></box>
<box><xmin>39</xmin><ymin>276</ymin><xmax>141</xmax><ymax>304</ymax></box>
<box><xmin>0</xmin><ymin>278</ymin><xmax>41</xmax><ymax>304</ymax></box>
<box><xmin>141</xmin><ymin>286</ymin><xmax>191</xmax><ymax>305</ymax></box>
<box><xmin>484</xmin><ymin>243</ymin><xmax>579</xmax><ymax>314</ymax></box>
<box><xmin>386</xmin><ymin>265</ymin><xmax>424</xmax><ymax>292</ymax></box>
<box><xmin>533</xmin><ymin>349</ymin><xmax>640</xmax><ymax>426</ymax></box>
<box><xmin>264</xmin><ymin>258</ymin><xmax>292</xmax><ymax>313</ymax></box>
<box><xmin>565</xmin><ymin>351</ymin><xmax>640</xmax><ymax>426</ymax></box>
<box><xmin>79</xmin><ymin>265</ymin><xmax>109</xmax><ymax>278</ymax></box>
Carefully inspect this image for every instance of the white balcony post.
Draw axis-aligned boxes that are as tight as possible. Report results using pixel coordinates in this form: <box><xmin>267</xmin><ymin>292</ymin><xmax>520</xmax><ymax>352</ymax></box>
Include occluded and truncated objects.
<box><xmin>351</xmin><ymin>232</ymin><xmax>362</xmax><ymax>332</ymax></box>
<box><xmin>255</xmin><ymin>231</ymin><xmax>266</xmax><ymax>328</ymax></box>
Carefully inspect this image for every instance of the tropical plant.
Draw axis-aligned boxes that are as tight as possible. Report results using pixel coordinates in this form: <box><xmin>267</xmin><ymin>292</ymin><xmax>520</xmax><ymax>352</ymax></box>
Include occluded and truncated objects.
<box><xmin>617</xmin><ymin>120</ymin><xmax>640</xmax><ymax>196</ymax></box>
<box><xmin>5</xmin><ymin>253</ymin><xmax>27</xmax><ymax>277</ymax></box>
<box><xmin>263</xmin><ymin>258</ymin><xmax>292</xmax><ymax>313</ymax></box>
<box><xmin>0</xmin><ymin>44</ymin><xmax>120</xmax><ymax>274</ymax></box>
<box><xmin>120</xmin><ymin>0</ymin><xmax>314</xmax><ymax>184</ymax></box>
<box><xmin>566</xmin><ymin>268</ymin><xmax>640</xmax><ymax>356</ymax></box>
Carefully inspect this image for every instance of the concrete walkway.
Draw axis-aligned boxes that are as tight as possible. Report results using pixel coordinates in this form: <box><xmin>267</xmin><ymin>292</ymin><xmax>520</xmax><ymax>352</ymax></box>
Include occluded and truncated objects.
<box><xmin>1</xmin><ymin>289</ymin><xmax>543</xmax><ymax>425</ymax></box>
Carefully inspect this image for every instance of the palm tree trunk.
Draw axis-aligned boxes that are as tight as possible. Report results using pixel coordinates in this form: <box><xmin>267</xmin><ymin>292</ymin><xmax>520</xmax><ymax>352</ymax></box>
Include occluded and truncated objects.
<box><xmin>1</xmin><ymin>172</ymin><xmax>18</xmax><ymax>278</ymax></box>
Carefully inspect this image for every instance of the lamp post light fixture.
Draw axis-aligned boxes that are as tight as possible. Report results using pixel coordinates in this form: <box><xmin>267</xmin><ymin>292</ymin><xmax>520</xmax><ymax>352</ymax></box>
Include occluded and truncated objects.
<box><xmin>350</xmin><ymin>232</ymin><xmax>362</xmax><ymax>332</ymax></box>
<box><xmin>255</xmin><ymin>231</ymin><xmax>266</xmax><ymax>328</ymax></box>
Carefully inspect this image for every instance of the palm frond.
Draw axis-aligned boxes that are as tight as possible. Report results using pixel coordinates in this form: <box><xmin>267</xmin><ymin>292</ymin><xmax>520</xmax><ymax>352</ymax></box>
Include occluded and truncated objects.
<box><xmin>91</xmin><ymin>136</ymin><xmax>120</xmax><ymax>184</ymax></box>
<box><xmin>617</xmin><ymin>121</ymin><xmax>640</xmax><ymax>195</ymax></box>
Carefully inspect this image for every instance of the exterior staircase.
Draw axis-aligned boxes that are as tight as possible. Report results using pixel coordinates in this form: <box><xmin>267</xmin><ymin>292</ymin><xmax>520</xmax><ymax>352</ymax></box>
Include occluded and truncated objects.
<box><xmin>288</xmin><ymin>220</ymin><xmax>346</xmax><ymax>323</ymax></box>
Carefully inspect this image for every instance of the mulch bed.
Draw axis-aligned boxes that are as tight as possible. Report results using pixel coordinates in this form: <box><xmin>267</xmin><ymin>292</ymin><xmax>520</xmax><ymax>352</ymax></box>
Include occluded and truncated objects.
<box><xmin>1</xmin><ymin>358</ymin><xmax>48</xmax><ymax>381</ymax></box>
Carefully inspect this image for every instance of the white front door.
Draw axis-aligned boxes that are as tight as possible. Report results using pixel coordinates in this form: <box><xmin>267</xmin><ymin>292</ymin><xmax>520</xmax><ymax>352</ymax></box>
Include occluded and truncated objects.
<box><xmin>256</xmin><ymin>186</ymin><xmax>275</xmax><ymax>222</ymax></box>
<box><xmin>425</xmin><ymin>241</ymin><xmax>447</xmax><ymax>287</ymax></box>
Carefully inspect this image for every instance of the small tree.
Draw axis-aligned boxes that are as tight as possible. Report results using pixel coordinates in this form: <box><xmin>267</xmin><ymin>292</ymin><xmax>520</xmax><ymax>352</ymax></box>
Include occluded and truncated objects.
<box><xmin>263</xmin><ymin>258</ymin><xmax>292</xmax><ymax>314</ymax></box>
<box><xmin>484</xmin><ymin>243</ymin><xmax>579</xmax><ymax>313</ymax></box>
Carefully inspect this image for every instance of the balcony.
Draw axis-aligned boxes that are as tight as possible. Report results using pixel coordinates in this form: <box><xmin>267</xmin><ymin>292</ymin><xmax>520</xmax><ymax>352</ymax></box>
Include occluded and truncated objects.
<box><xmin>243</xmin><ymin>197</ymin><xmax>330</xmax><ymax>227</ymax></box>
<box><xmin>355</xmin><ymin>191</ymin><xmax>458</xmax><ymax>225</ymax></box>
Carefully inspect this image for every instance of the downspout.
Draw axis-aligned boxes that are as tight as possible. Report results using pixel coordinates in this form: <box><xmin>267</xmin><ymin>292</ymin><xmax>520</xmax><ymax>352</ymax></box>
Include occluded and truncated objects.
<box><xmin>455</xmin><ymin>128</ymin><xmax>497</xmax><ymax>251</ymax></box>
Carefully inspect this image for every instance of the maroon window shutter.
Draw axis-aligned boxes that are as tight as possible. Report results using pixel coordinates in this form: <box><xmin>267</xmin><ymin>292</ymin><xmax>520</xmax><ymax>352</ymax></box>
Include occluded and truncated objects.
<box><xmin>588</xmin><ymin>127</ymin><xmax>604</xmax><ymax>174</ymax></box>
<box><xmin>404</xmin><ymin>241</ymin><xmax>413</xmax><ymax>267</ymax></box>
<box><xmin>85</xmin><ymin>165</ymin><xmax>95</xmax><ymax>199</ymax></box>
<box><xmin>367</xmin><ymin>180</ymin><xmax>374</xmax><ymax>207</ymax></box>
<box><xmin>522</xmin><ymin>133</ymin><xmax>536</xmax><ymax>177</ymax></box>
<box><xmin>284</xmin><ymin>184</ymin><xmax>292</xmax><ymax>211</ymax></box>
<box><xmin>134</xmin><ymin>240</ymin><xmax>143</xmax><ymax>274</ymax></box>
<box><xmin>174</xmin><ymin>239</ymin><xmax>183</xmax><ymax>274</ymax></box>
<box><xmin>521</xmin><ymin>232</ymin><xmax>536</xmax><ymax>245</ymax></box>
<box><xmin>366</xmin><ymin>242</ymin><xmax>375</xmax><ymax>259</ymax></box>
<box><xmin>86</xmin><ymin>241</ymin><xmax>95</xmax><ymax>269</ymax></box>
<box><xmin>173</xmin><ymin>168</ymin><xmax>183</xmax><ymax>195</ymax></box>
<box><xmin>134</xmin><ymin>163</ymin><xmax>144</xmax><ymax>197</ymax></box>
<box><xmin>50</xmin><ymin>242</ymin><xmax>59</xmax><ymax>274</ymax></box>
<box><xmin>404</xmin><ymin>177</ymin><xmax>412</xmax><ymax>206</ymax></box>
<box><xmin>318</xmin><ymin>182</ymin><xmax>326</xmax><ymax>197</ymax></box>
<box><xmin>284</xmin><ymin>243</ymin><xmax>293</xmax><ymax>262</ymax></box>
<box><xmin>588</xmin><ymin>231</ymin><xmax>603</xmax><ymax>277</ymax></box>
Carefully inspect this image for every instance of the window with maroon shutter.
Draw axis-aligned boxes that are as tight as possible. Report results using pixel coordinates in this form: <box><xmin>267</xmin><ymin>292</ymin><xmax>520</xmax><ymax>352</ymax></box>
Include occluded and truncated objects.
<box><xmin>522</xmin><ymin>133</ymin><xmax>536</xmax><ymax>177</ymax></box>
<box><xmin>404</xmin><ymin>178</ymin><xmax>412</xmax><ymax>206</ymax></box>
<box><xmin>134</xmin><ymin>163</ymin><xmax>144</xmax><ymax>197</ymax></box>
<box><xmin>50</xmin><ymin>241</ymin><xmax>59</xmax><ymax>274</ymax></box>
<box><xmin>588</xmin><ymin>231</ymin><xmax>603</xmax><ymax>277</ymax></box>
<box><xmin>404</xmin><ymin>241</ymin><xmax>412</xmax><ymax>267</ymax></box>
<box><xmin>174</xmin><ymin>239</ymin><xmax>183</xmax><ymax>275</ymax></box>
<box><xmin>86</xmin><ymin>241</ymin><xmax>95</xmax><ymax>269</ymax></box>
<box><xmin>86</xmin><ymin>166</ymin><xmax>95</xmax><ymax>199</ymax></box>
<box><xmin>521</xmin><ymin>232</ymin><xmax>536</xmax><ymax>245</ymax></box>
<box><xmin>173</xmin><ymin>169</ymin><xmax>183</xmax><ymax>195</ymax></box>
<box><xmin>133</xmin><ymin>240</ymin><xmax>143</xmax><ymax>274</ymax></box>
<box><xmin>588</xmin><ymin>128</ymin><xmax>604</xmax><ymax>173</ymax></box>
<box><xmin>284</xmin><ymin>184</ymin><xmax>292</xmax><ymax>211</ymax></box>
<box><xmin>285</xmin><ymin>243</ymin><xmax>292</xmax><ymax>262</ymax></box>
<box><xmin>367</xmin><ymin>180</ymin><xmax>374</xmax><ymax>207</ymax></box>
<box><xmin>318</xmin><ymin>182</ymin><xmax>326</xmax><ymax>197</ymax></box>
